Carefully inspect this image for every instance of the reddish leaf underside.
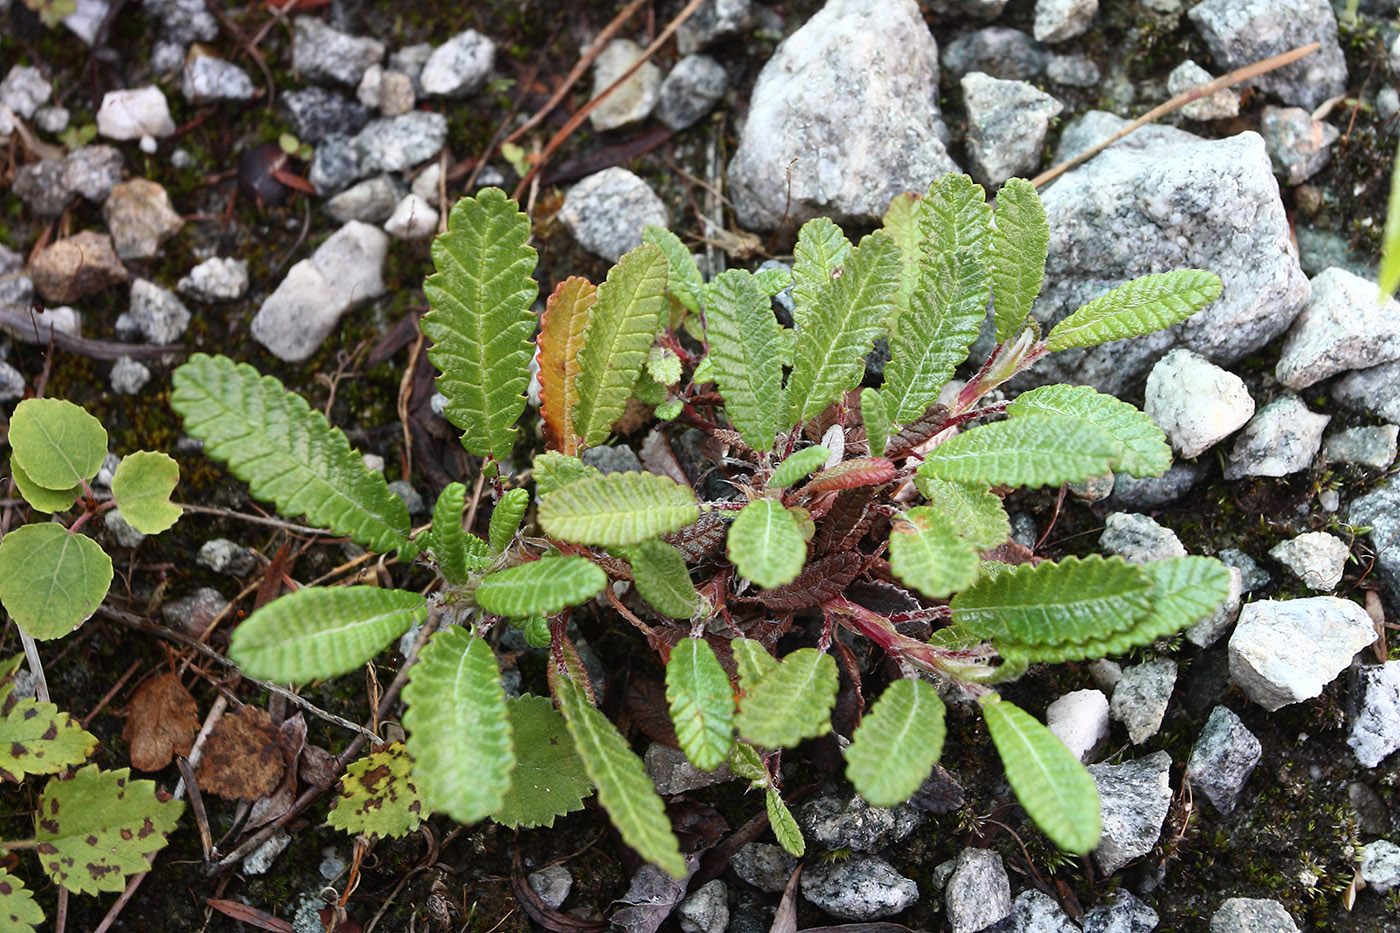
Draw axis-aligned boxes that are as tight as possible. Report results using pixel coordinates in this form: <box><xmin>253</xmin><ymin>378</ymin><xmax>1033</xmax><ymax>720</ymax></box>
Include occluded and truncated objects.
<box><xmin>122</xmin><ymin>673</ymin><xmax>198</xmax><ymax>772</ymax></box>
<box><xmin>537</xmin><ymin>277</ymin><xmax>596</xmax><ymax>455</ymax></box>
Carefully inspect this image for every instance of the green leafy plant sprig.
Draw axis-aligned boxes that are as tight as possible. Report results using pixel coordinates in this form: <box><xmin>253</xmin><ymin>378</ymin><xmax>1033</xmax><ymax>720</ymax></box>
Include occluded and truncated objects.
<box><xmin>171</xmin><ymin>179</ymin><xmax>1230</xmax><ymax>877</ymax></box>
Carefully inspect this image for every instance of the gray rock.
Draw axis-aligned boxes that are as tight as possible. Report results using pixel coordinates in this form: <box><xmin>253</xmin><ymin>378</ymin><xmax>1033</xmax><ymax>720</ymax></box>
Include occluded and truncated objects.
<box><xmin>129</xmin><ymin>278</ymin><xmax>191</xmax><ymax>344</ymax></box>
<box><xmin>1089</xmin><ymin>659</ymin><xmax>1123</xmax><ymax>693</ymax></box>
<box><xmin>1228</xmin><ymin>597</ymin><xmax>1377</xmax><ymax>710</ymax></box>
<box><xmin>1276</xmin><ymin>267</ymin><xmax>1400</xmax><ymax>389</ymax></box>
<box><xmin>1332</xmin><ymin>358</ymin><xmax>1400</xmax><ymax>424</ymax></box>
<box><xmin>1069</xmin><ymin>470</ymin><xmax>1114</xmax><ymax>503</ymax></box>
<box><xmin>678</xmin><ymin>879</ymin><xmax>728</xmax><ymax>933</ymax></box>
<box><xmin>181</xmin><ymin>54</ymin><xmax>255</xmax><ymax>102</ymax></box>
<box><xmin>309</xmin><ymin>134</ymin><xmax>361</xmax><ymax>195</ymax></box>
<box><xmin>145</xmin><ymin>0</ymin><xmax>217</xmax><ymax>44</ymax></box>
<box><xmin>198</xmin><ymin>538</ymin><xmax>258</xmax><ymax>577</ymax></box>
<box><xmin>0</xmin><ymin>361</ymin><xmax>24</xmax><ymax>402</ymax></box>
<box><xmin>1218</xmin><ymin>548</ymin><xmax>1270</xmax><ymax>593</ymax></box>
<box><xmin>1046</xmin><ymin>54</ymin><xmax>1100</xmax><ymax>87</ymax></box>
<box><xmin>356</xmin><ymin>111</ymin><xmax>448</xmax><ymax>174</ymax></box>
<box><xmin>1185</xmin><ymin>706</ymin><xmax>1261</xmax><ymax>813</ymax></box>
<box><xmin>1047</xmin><ymin>689</ymin><xmax>1110</xmax><ymax>762</ymax></box>
<box><xmin>1082</xmin><ymin>890</ymin><xmax>1159</xmax><ymax>933</ymax></box>
<box><xmin>1208</xmin><ymin>898</ymin><xmax>1299</xmax><ymax>933</ymax></box>
<box><xmin>730</xmin><ymin>843</ymin><xmax>796</xmax><ymax>894</ymax></box>
<box><xmin>411</xmin><ymin>163</ymin><xmax>445</xmax><ymax>207</ymax></box>
<box><xmin>961</xmin><ymin>72</ymin><xmax>1062</xmax><ymax>186</ymax></box>
<box><xmin>383</xmin><ymin>193</ymin><xmax>438</xmax><ymax>241</ymax></box>
<box><xmin>293</xmin><ymin>17</ymin><xmax>384</xmax><ymax>87</ymax></box>
<box><xmin>365</xmin><ymin>68</ymin><xmax>415</xmax><ymax>117</ymax></box>
<box><xmin>944</xmin><ymin>848</ymin><xmax>1010</xmax><ymax>933</ymax></box>
<box><xmin>1359</xmin><ymin>839</ymin><xmax>1400</xmax><ymax>894</ymax></box>
<box><xmin>1031</xmin><ymin>115</ymin><xmax>1309</xmax><ymax>395</ymax></box>
<box><xmin>1168</xmin><ymin>60</ymin><xmax>1239</xmax><ymax>121</ymax></box>
<box><xmin>1110</xmin><ymin>658</ymin><xmax>1177</xmax><ymax>744</ymax></box>
<box><xmin>1088</xmin><ymin>751</ymin><xmax>1172</xmax><ymax>876</ymax></box>
<box><xmin>110</xmin><ymin>356</ymin><xmax>150</xmax><ymax>395</ymax></box>
<box><xmin>0</xmin><ymin>274</ymin><xmax>34</xmax><ymax>316</ymax></box>
<box><xmin>33</xmin><ymin>105</ymin><xmax>68</xmax><ymax>134</ymax></box>
<box><xmin>0</xmin><ymin>65</ymin><xmax>51</xmax><ymax>119</ymax></box>
<box><xmin>558</xmin><ymin>167</ymin><xmax>669</xmax><ymax>263</ymax></box>
<box><xmin>643</xmin><ymin>742</ymin><xmax>737</xmax><ymax>794</ymax></box>
<box><xmin>14</xmin><ymin>160</ymin><xmax>71</xmax><ymax>216</ymax></box>
<box><xmin>797</xmin><ymin>787</ymin><xmax>923</xmax><ymax>852</ymax></box>
<box><xmin>1004</xmin><ymin>890</ymin><xmax>1080</xmax><ymax>933</ymax></box>
<box><xmin>1144</xmin><ymin>349</ymin><xmax>1254</xmax><ymax>459</ymax></box>
<box><xmin>677</xmin><ymin>0</ymin><xmax>755</xmax><ymax>55</ymax></box>
<box><xmin>580</xmin><ymin>443</ymin><xmax>643</xmax><ymax>474</ymax></box>
<box><xmin>657</xmin><ymin>55</ymin><xmax>727</xmax><ymax>132</ymax></box>
<box><xmin>103</xmin><ymin>178</ymin><xmax>184</xmax><ymax>260</ymax></box>
<box><xmin>388</xmin><ymin>480</ymin><xmax>424</xmax><ymax>514</ymax></box>
<box><xmin>281</xmin><ymin>87</ymin><xmax>370</xmax><ymax>143</ymax></box>
<box><xmin>421</xmin><ymin>29</ymin><xmax>496</xmax><ymax>99</ymax></box>
<box><xmin>929</xmin><ymin>0</ymin><xmax>1010</xmax><ymax>18</ymax></box>
<box><xmin>1349</xmin><ymin>662</ymin><xmax>1400</xmax><ymax>768</ymax></box>
<box><xmin>1185</xmin><ymin>564</ymin><xmax>1243</xmax><ymax>648</ymax></box>
<box><xmin>1324</xmin><ymin>424</ymin><xmax>1398</xmax><ymax>469</ymax></box>
<box><xmin>241</xmin><ymin>830</ymin><xmax>292</xmax><ymax>876</ymax></box>
<box><xmin>1034</xmin><ymin>0</ymin><xmax>1098</xmax><ymax>43</ymax></box>
<box><xmin>801</xmin><ymin>855</ymin><xmax>918</xmax><ymax>921</ymax></box>
<box><xmin>1221</xmin><ymin>396</ymin><xmax>1329</xmax><ymax>480</ymax></box>
<box><xmin>177</xmin><ymin>256</ymin><xmax>249</xmax><ymax>301</ymax></box>
<box><xmin>1105</xmin><ymin>462</ymin><xmax>1203</xmax><ymax>510</ymax></box>
<box><xmin>105</xmin><ymin>506</ymin><xmax>147</xmax><ymax>547</ymax></box>
<box><xmin>96</xmin><ymin>86</ymin><xmax>176</xmax><ymax>142</ymax></box>
<box><xmin>389</xmin><ymin>43</ymin><xmax>434</xmax><ymax>91</ymax></box>
<box><xmin>1100</xmin><ymin>512</ymin><xmax>1186</xmax><ymax>564</ymax></box>
<box><xmin>1188</xmin><ymin>0</ymin><xmax>1346</xmax><ymax>111</ymax></box>
<box><xmin>727</xmin><ymin>0</ymin><xmax>957</xmax><ymax>232</ymax></box>
<box><xmin>942</xmin><ymin>28</ymin><xmax>1047</xmax><ymax>81</ymax></box>
<box><xmin>328</xmin><ymin>176</ymin><xmax>403</xmax><ymax>226</ymax></box>
<box><xmin>1261</xmin><ymin>106</ymin><xmax>1338</xmax><ymax>186</ymax></box>
<box><xmin>161</xmin><ymin>586</ymin><xmax>228</xmax><ymax>636</ymax></box>
<box><xmin>527</xmin><ymin>865</ymin><xmax>572</xmax><ymax>909</ymax></box>
<box><xmin>1347</xmin><ymin>781</ymin><xmax>1390</xmax><ymax>836</ymax></box>
<box><xmin>61</xmin><ymin>145</ymin><xmax>124</xmax><ymax>203</ymax></box>
<box><xmin>251</xmin><ymin>221</ymin><xmax>389</xmax><ymax>362</ymax></box>
<box><xmin>589</xmin><ymin>39</ymin><xmax>662</xmax><ymax>131</ymax></box>
<box><xmin>1268</xmin><ymin>531</ymin><xmax>1349</xmax><ymax>591</ymax></box>
<box><xmin>0</xmin><ymin>243</ymin><xmax>22</xmax><ymax>277</ymax></box>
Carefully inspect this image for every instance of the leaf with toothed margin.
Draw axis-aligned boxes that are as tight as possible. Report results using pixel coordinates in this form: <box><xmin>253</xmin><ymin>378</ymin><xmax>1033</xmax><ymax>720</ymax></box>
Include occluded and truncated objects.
<box><xmin>846</xmin><ymin>678</ymin><xmax>946</xmax><ymax>807</ymax></box>
<box><xmin>665</xmin><ymin>638</ymin><xmax>734</xmax><ymax>771</ymax></box>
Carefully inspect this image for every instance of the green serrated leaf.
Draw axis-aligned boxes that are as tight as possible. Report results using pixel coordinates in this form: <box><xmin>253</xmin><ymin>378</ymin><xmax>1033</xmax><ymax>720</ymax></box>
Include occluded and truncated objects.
<box><xmin>727</xmin><ymin>499</ymin><xmax>807</xmax><ymax>588</ymax></box>
<box><xmin>735</xmin><ymin>648</ymin><xmax>838</xmax><ymax>749</ymax></box>
<box><xmin>980</xmin><ymin>696</ymin><xmax>1100</xmax><ymax>854</ymax></box>
<box><xmin>706</xmin><ymin>269</ymin><xmax>786</xmax><ymax>451</ymax></box>
<box><xmin>0</xmin><ymin>524</ymin><xmax>112</xmax><ymax>641</ymax></box>
<box><xmin>881</xmin><ymin>191</ymin><xmax>926</xmax><ymax>331</ymax></box>
<box><xmin>766</xmin><ymin>787</ymin><xmax>805</xmax><ymax>857</ymax></box>
<box><xmin>732</xmin><ymin>638</ymin><xmax>779</xmax><ymax>693</ymax></box>
<box><xmin>846</xmin><ymin>678</ymin><xmax>946</xmax><ymax>807</ymax></box>
<box><xmin>538</xmin><ymin>471</ymin><xmax>698</xmax><ymax>547</ymax></box>
<box><xmin>327</xmin><ymin>741</ymin><xmax>423</xmax><ymax>839</ymax></box>
<box><xmin>34</xmin><ymin>765</ymin><xmax>184</xmax><ymax>895</ymax></box>
<box><xmin>790</xmin><ymin>217</ymin><xmax>852</xmax><ymax>324</ymax></box>
<box><xmin>768</xmin><ymin>446</ymin><xmax>830</xmax><ymax>489</ymax></box>
<box><xmin>427</xmin><ymin>482</ymin><xmax>492</xmax><ymax>585</ymax></box>
<box><xmin>916</xmin><ymin>414</ymin><xmax>1121</xmax><ymax>488</ymax></box>
<box><xmin>229</xmin><ymin>587</ymin><xmax>427</xmax><ymax>683</ymax></box>
<box><xmin>754</xmin><ymin>265</ymin><xmax>792</xmax><ymax>297</ymax></box>
<box><xmin>11</xmin><ymin>460</ymin><xmax>80</xmax><ymax>513</ymax></box>
<box><xmin>533</xmin><ymin>451</ymin><xmax>601</xmax><ymax>497</ymax></box>
<box><xmin>9</xmin><ymin>398</ymin><xmax>107</xmax><ymax>491</ymax></box>
<box><xmin>402</xmin><ymin>627</ymin><xmax>513</xmax><ymax>824</ymax></box>
<box><xmin>475</xmin><ymin>556</ymin><xmax>606</xmax><ymax>616</ymax></box>
<box><xmin>861</xmin><ymin>388</ymin><xmax>890</xmax><ymax>458</ymax></box>
<box><xmin>556</xmin><ymin>675</ymin><xmax>685</xmax><ymax>876</ymax></box>
<box><xmin>643</xmin><ymin>225</ymin><xmax>704</xmax><ymax>313</ymax></box>
<box><xmin>573</xmin><ymin>244</ymin><xmax>668</xmax><ymax>447</ymax></box>
<box><xmin>0</xmin><ymin>698</ymin><xmax>98</xmax><ymax>783</ymax></box>
<box><xmin>110</xmin><ymin>451</ymin><xmax>181</xmax><ymax>534</ymax></box>
<box><xmin>631</xmin><ymin>540</ymin><xmax>698</xmax><ymax>618</ymax></box>
<box><xmin>914</xmin><ymin>476</ymin><xmax>1010</xmax><ymax>550</ymax></box>
<box><xmin>889</xmin><ymin>506</ymin><xmax>980</xmax><ymax>600</ymax></box>
<box><xmin>882</xmin><ymin>174</ymin><xmax>991</xmax><ymax>423</ymax></box>
<box><xmin>989</xmin><ymin>178</ymin><xmax>1048</xmax><ymax>343</ymax></box>
<box><xmin>493</xmin><ymin>694</ymin><xmax>591</xmax><ymax>828</ymax></box>
<box><xmin>1045</xmin><ymin>269</ymin><xmax>1223</xmax><ymax>352</ymax></box>
<box><xmin>788</xmin><ymin>230</ymin><xmax>901</xmax><ymax>425</ymax></box>
<box><xmin>489</xmin><ymin>487</ymin><xmax>530</xmax><ymax>554</ymax></box>
<box><xmin>646</xmin><ymin>347</ymin><xmax>683</xmax><ymax>387</ymax></box>
<box><xmin>952</xmin><ymin>555</ymin><xmax>1154</xmax><ymax>649</ymax></box>
<box><xmin>664</xmin><ymin>638</ymin><xmax>733</xmax><ymax>771</ymax></box>
<box><xmin>728</xmin><ymin>740</ymin><xmax>767</xmax><ymax>784</ymax></box>
<box><xmin>656</xmin><ymin>399</ymin><xmax>684</xmax><ymax>420</ymax></box>
<box><xmin>171</xmin><ymin>354</ymin><xmax>410</xmax><ymax>553</ymax></box>
<box><xmin>1008</xmin><ymin>384</ymin><xmax>1171</xmax><ymax>479</ymax></box>
<box><xmin>422</xmin><ymin>188</ymin><xmax>539</xmax><ymax>463</ymax></box>
<box><xmin>0</xmin><ymin>868</ymin><xmax>44</xmax><ymax>933</ymax></box>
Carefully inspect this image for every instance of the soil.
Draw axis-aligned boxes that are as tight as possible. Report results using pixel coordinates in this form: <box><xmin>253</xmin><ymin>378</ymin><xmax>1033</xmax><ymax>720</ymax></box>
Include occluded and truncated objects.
<box><xmin>1</xmin><ymin>0</ymin><xmax>1398</xmax><ymax>931</ymax></box>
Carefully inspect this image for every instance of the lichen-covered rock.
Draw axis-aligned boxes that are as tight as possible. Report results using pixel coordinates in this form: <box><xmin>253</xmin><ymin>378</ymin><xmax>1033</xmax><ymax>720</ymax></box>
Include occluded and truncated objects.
<box><xmin>1275</xmin><ymin>267</ymin><xmax>1400</xmax><ymax>389</ymax></box>
<box><xmin>1222</xmin><ymin>396</ymin><xmax>1328</xmax><ymax>480</ymax></box>
<box><xmin>1188</xmin><ymin>0</ymin><xmax>1346</xmax><ymax>111</ymax></box>
<box><xmin>1186</xmin><ymin>706</ymin><xmax>1261</xmax><ymax>812</ymax></box>
<box><xmin>1144</xmin><ymin>348</ymin><xmax>1254</xmax><ymax>459</ymax></box>
<box><xmin>797</xmin><ymin>786</ymin><xmax>922</xmax><ymax>852</ymax></box>
<box><xmin>1228</xmin><ymin>597</ymin><xmax>1376</xmax><ymax>711</ymax></box>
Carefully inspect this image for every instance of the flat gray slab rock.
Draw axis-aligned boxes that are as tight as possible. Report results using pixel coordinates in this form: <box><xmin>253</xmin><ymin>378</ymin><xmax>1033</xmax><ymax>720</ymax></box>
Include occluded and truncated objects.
<box><xmin>1031</xmin><ymin>113</ymin><xmax>1308</xmax><ymax>394</ymax></box>
<box><xmin>558</xmin><ymin>167</ymin><xmax>669</xmax><ymax>263</ymax></box>
<box><xmin>1222</xmin><ymin>396</ymin><xmax>1329</xmax><ymax>480</ymax></box>
<box><xmin>727</xmin><ymin>0</ymin><xmax>956</xmax><ymax>232</ymax></box>
<box><xmin>1276</xmin><ymin>267</ymin><xmax>1400</xmax><ymax>388</ymax></box>
<box><xmin>1349</xmin><ymin>481</ymin><xmax>1400</xmax><ymax>618</ymax></box>
<box><xmin>961</xmin><ymin>72</ymin><xmax>1062</xmax><ymax>186</ymax></box>
<box><xmin>945</xmin><ymin>847</ymin><xmax>1011</xmax><ymax>933</ymax></box>
<box><xmin>1144</xmin><ymin>348</ymin><xmax>1254</xmax><ymax>459</ymax></box>
<box><xmin>1208</xmin><ymin>897</ymin><xmax>1299</xmax><ymax>933</ymax></box>
<box><xmin>1186</xmin><ymin>705</ymin><xmax>1261</xmax><ymax>813</ymax></box>
<box><xmin>1088</xmin><ymin>751</ymin><xmax>1172</xmax><ymax>876</ymax></box>
<box><xmin>1228</xmin><ymin>597</ymin><xmax>1377</xmax><ymax>711</ymax></box>
<box><xmin>801</xmin><ymin>854</ymin><xmax>918</xmax><ymax>921</ymax></box>
<box><xmin>1349</xmin><ymin>661</ymin><xmax>1400</xmax><ymax>768</ymax></box>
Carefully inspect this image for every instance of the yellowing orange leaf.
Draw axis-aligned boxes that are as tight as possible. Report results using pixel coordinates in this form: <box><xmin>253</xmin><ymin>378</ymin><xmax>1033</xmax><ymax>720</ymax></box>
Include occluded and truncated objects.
<box><xmin>537</xmin><ymin>277</ymin><xmax>596</xmax><ymax>455</ymax></box>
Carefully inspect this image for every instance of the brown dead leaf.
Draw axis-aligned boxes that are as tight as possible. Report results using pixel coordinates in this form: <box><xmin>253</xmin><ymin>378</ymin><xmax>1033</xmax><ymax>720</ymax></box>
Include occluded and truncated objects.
<box><xmin>122</xmin><ymin>673</ymin><xmax>198</xmax><ymax>772</ymax></box>
<box><xmin>195</xmin><ymin>706</ymin><xmax>285</xmax><ymax>800</ymax></box>
<box><xmin>299</xmin><ymin>743</ymin><xmax>340</xmax><ymax>790</ymax></box>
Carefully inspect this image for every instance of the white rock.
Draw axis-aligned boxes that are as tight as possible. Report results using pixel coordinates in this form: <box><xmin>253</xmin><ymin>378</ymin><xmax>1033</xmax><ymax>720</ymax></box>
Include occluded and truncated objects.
<box><xmin>1359</xmin><ymin>839</ymin><xmax>1400</xmax><ymax>894</ymax></box>
<box><xmin>421</xmin><ymin>29</ymin><xmax>496</xmax><ymax>99</ymax></box>
<box><xmin>0</xmin><ymin>65</ymin><xmax>52</xmax><ymax>119</ymax></box>
<box><xmin>1144</xmin><ymin>349</ymin><xmax>1254</xmax><ymax>459</ymax></box>
<box><xmin>558</xmin><ymin>167</ymin><xmax>669</xmax><ymax>263</ymax></box>
<box><xmin>34</xmin><ymin>105</ymin><xmax>69</xmax><ymax>134</ymax></box>
<box><xmin>411</xmin><ymin>163</ymin><xmax>443</xmax><ymax>207</ymax></box>
<box><xmin>181</xmin><ymin>54</ymin><xmax>255</xmax><ymax>102</ymax></box>
<box><xmin>383</xmin><ymin>193</ymin><xmax>439</xmax><ymax>240</ymax></box>
<box><xmin>1034</xmin><ymin>0</ymin><xmax>1098</xmax><ymax>43</ymax></box>
<box><xmin>1168</xmin><ymin>60</ymin><xmax>1239</xmax><ymax>121</ymax></box>
<box><xmin>1111</xmin><ymin>658</ymin><xmax>1177</xmax><ymax>745</ymax></box>
<box><xmin>1228</xmin><ymin>597</ymin><xmax>1377</xmax><ymax>711</ymax></box>
<box><xmin>110</xmin><ymin>356</ymin><xmax>150</xmax><ymax>394</ymax></box>
<box><xmin>1209</xmin><ymin>897</ymin><xmax>1300</xmax><ymax>933</ymax></box>
<box><xmin>1100</xmin><ymin>512</ymin><xmax>1187</xmax><ymax>564</ymax></box>
<box><xmin>96</xmin><ymin>87</ymin><xmax>176</xmax><ymax>141</ymax></box>
<box><xmin>241</xmin><ymin>831</ymin><xmax>292</xmax><ymax>876</ymax></box>
<box><xmin>0</xmin><ymin>361</ymin><xmax>24</xmax><ymax>402</ymax></box>
<box><xmin>1348</xmin><ymin>662</ymin><xmax>1400</xmax><ymax>768</ymax></box>
<box><xmin>129</xmin><ymin>278</ymin><xmax>191</xmax><ymax>344</ymax></box>
<box><xmin>589</xmin><ymin>39</ymin><xmax>662</xmax><ymax>131</ymax></box>
<box><xmin>62</xmin><ymin>0</ymin><xmax>110</xmax><ymax>45</ymax></box>
<box><xmin>1222</xmin><ymin>395</ymin><xmax>1329</xmax><ymax>480</ymax></box>
<box><xmin>1268</xmin><ymin>531</ymin><xmax>1349</xmax><ymax>591</ymax></box>
<box><xmin>945</xmin><ymin>848</ymin><xmax>1010</xmax><ymax>933</ymax></box>
<box><xmin>1276</xmin><ymin>267</ymin><xmax>1400</xmax><ymax>389</ymax></box>
<box><xmin>960</xmin><ymin>72</ymin><xmax>1062</xmax><ymax>186</ymax></box>
<box><xmin>177</xmin><ymin>257</ymin><xmax>249</xmax><ymax>301</ymax></box>
<box><xmin>1046</xmin><ymin>689</ymin><xmax>1110</xmax><ymax>762</ymax></box>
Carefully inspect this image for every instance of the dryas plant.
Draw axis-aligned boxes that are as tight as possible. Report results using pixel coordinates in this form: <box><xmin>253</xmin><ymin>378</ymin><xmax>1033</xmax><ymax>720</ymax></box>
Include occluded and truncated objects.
<box><xmin>169</xmin><ymin>178</ymin><xmax>1231</xmax><ymax>877</ymax></box>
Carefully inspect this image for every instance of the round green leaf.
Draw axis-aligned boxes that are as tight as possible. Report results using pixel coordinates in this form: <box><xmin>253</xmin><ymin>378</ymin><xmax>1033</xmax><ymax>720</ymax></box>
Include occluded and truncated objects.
<box><xmin>727</xmin><ymin>498</ymin><xmax>807</xmax><ymax>589</ymax></box>
<box><xmin>9</xmin><ymin>399</ymin><xmax>108</xmax><ymax>491</ymax></box>
<box><xmin>110</xmin><ymin>451</ymin><xmax>182</xmax><ymax>534</ymax></box>
<box><xmin>491</xmin><ymin>695</ymin><xmax>590</xmax><ymax>829</ymax></box>
<box><xmin>474</xmin><ymin>556</ymin><xmax>606</xmax><ymax>617</ymax></box>
<box><xmin>326</xmin><ymin>741</ymin><xmax>423</xmax><ymax>840</ymax></box>
<box><xmin>0</xmin><ymin>524</ymin><xmax>112</xmax><ymax>640</ymax></box>
<box><xmin>11</xmin><ymin>460</ymin><xmax>81</xmax><ymax>514</ymax></box>
<box><xmin>0</xmin><ymin>867</ymin><xmax>45</xmax><ymax>933</ymax></box>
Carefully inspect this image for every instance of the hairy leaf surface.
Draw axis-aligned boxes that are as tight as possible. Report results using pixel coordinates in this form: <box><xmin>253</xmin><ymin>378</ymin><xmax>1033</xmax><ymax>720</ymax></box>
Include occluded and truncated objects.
<box><xmin>914</xmin><ymin>476</ymin><xmax>1010</xmax><ymax>550</ymax></box>
<box><xmin>980</xmin><ymin>696</ymin><xmax>1100</xmax><ymax>854</ymax></box>
<box><xmin>889</xmin><ymin>507</ymin><xmax>980</xmax><ymax>600</ymax></box>
<box><xmin>8</xmin><ymin>398</ymin><xmax>107</xmax><ymax>491</ymax></box>
<box><xmin>422</xmin><ymin>188</ymin><xmax>539</xmax><ymax>463</ymax></box>
<box><xmin>111</xmin><ymin>451</ymin><xmax>182</xmax><ymax>534</ymax></box>
<box><xmin>327</xmin><ymin>741</ymin><xmax>423</xmax><ymax>839</ymax></box>
<box><xmin>171</xmin><ymin>354</ymin><xmax>410</xmax><ymax>552</ymax></box>
<box><xmin>493</xmin><ymin>695</ymin><xmax>590</xmax><ymax>829</ymax></box>
<box><xmin>989</xmin><ymin>178</ymin><xmax>1048</xmax><ymax>343</ymax></box>
<box><xmin>643</xmin><ymin>225</ymin><xmax>704</xmax><ymax>314</ymax></box>
<box><xmin>846</xmin><ymin>678</ymin><xmax>946</xmax><ymax>807</ymax></box>
<box><xmin>861</xmin><ymin>388</ymin><xmax>890</xmax><ymax>457</ymax></box>
<box><xmin>1045</xmin><ymin>270</ymin><xmax>1223</xmax><ymax>352</ymax></box>
<box><xmin>489</xmin><ymin>487</ymin><xmax>530</xmax><ymax>554</ymax></box>
<box><xmin>768</xmin><ymin>445</ymin><xmax>830</xmax><ymax>489</ymax></box>
<box><xmin>804</xmin><ymin>457</ymin><xmax>897</xmax><ymax>494</ymax></box>
<box><xmin>732</xmin><ymin>637</ymin><xmax>779</xmax><ymax>693</ymax></box>
<box><xmin>705</xmin><ymin>269</ymin><xmax>785</xmax><ymax>451</ymax></box>
<box><xmin>735</xmin><ymin>648</ymin><xmax>838</xmax><ymax>749</ymax></box>
<box><xmin>916</xmin><ymin>414</ymin><xmax>1120</xmax><ymax>488</ymax></box>
<box><xmin>533</xmin><ymin>451</ymin><xmax>600</xmax><ymax>497</ymax></box>
<box><xmin>539</xmin><ymin>471</ymin><xmax>698</xmax><ymax>547</ymax></box>
<box><xmin>427</xmin><ymin>482</ymin><xmax>492</xmax><ymax>584</ymax></box>
<box><xmin>666</xmin><ymin>638</ymin><xmax>734</xmax><ymax>771</ymax></box>
<box><xmin>1007</xmin><ymin>384</ymin><xmax>1170</xmax><ymax>478</ymax></box>
<box><xmin>11</xmin><ymin>461</ymin><xmax>80</xmax><ymax>513</ymax></box>
<box><xmin>766</xmin><ymin>788</ymin><xmax>805</xmax><ymax>857</ymax></box>
<box><xmin>631</xmin><ymin>539</ymin><xmax>698</xmax><ymax>618</ymax></box>
<box><xmin>0</xmin><ymin>524</ymin><xmax>111</xmax><ymax>641</ymax></box>
<box><xmin>402</xmin><ymin>627</ymin><xmax>513</xmax><ymax>825</ymax></box>
<box><xmin>790</xmin><ymin>217</ymin><xmax>851</xmax><ymax>328</ymax></box>
<box><xmin>0</xmin><ymin>698</ymin><xmax>98</xmax><ymax>783</ymax></box>
<box><xmin>728</xmin><ymin>499</ymin><xmax>807</xmax><ymax>588</ymax></box>
<box><xmin>881</xmin><ymin>191</ymin><xmax>926</xmax><ymax>329</ymax></box>
<box><xmin>536</xmin><ymin>276</ymin><xmax>595</xmax><ymax>454</ymax></box>
<box><xmin>230</xmin><ymin>587</ymin><xmax>427</xmax><ymax>682</ymax></box>
<box><xmin>475</xmin><ymin>556</ymin><xmax>606</xmax><ymax>617</ymax></box>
